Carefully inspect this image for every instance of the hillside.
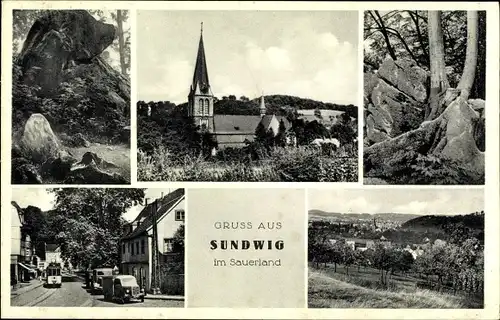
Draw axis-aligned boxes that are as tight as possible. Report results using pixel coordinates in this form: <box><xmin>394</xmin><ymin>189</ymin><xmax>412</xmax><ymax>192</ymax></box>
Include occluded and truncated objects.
<box><xmin>402</xmin><ymin>212</ymin><xmax>484</xmax><ymax>233</ymax></box>
<box><xmin>308</xmin><ymin>270</ymin><xmax>466</xmax><ymax>308</ymax></box>
<box><xmin>308</xmin><ymin>210</ymin><xmax>420</xmax><ymax>223</ymax></box>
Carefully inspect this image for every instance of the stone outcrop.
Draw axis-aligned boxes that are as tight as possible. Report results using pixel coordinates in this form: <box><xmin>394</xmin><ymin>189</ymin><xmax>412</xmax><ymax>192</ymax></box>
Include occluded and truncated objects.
<box><xmin>20</xmin><ymin>113</ymin><xmax>60</xmax><ymax>161</ymax></box>
<box><xmin>364</xmin><ymin>58</ymin><xmax>428</xmax><ymax>145</ymax></box>
<box><xmin>18</xmin><ymin>10</ymin><xmax>116</xmax><ymax>96</ymax></box>
<box><xmin>364</xmin><ymin>97</ymin><xmax>485</xmax><ymax>183</ymax></box>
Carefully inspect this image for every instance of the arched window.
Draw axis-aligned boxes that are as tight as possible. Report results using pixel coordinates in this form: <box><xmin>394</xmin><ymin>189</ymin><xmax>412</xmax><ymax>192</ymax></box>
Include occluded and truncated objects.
<box><xmin>205</xmin><ymin>99</ymin><xmax>210</xmax><ymax>115</ymax></box>
<box><xmin>199</xmin><ymin>99</ymin><xmax>204</xmax><ymax>115</ymax></box>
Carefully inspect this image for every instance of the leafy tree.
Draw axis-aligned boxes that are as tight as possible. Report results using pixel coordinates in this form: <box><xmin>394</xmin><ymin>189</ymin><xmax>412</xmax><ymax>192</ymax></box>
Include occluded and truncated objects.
<box><xmin>275</xmin><ymin>119</ymin><xmax>287</xmax><ymax>147</ymax></box>
<box><xmin>47</xmin><ymin>188</ymin><xmax>145</xmax><ymax>268</ymax></box>
<box><xmin>172</xmin><ymin>224</ymin><xmax>185</xmax><ymax>254</ymax></box>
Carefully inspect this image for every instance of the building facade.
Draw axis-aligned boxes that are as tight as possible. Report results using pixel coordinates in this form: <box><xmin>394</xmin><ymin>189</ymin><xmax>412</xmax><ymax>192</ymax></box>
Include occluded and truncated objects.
<box><xmin>120</xmin><ymin>189</ymin><xmax>185</xmax><ymax>294</ymax></box>
<box><xmin>10</xmin><ymin>202</ymin><xmax>35</xmax><ymax>284</ymax></box>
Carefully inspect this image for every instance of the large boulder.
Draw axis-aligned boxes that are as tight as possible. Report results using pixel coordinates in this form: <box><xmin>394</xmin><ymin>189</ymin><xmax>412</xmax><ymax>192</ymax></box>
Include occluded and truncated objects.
<box><xmin>20</xmin><ymin>113</ymin><xmax>60</xmax><ymax>162</ymax></box>
<box><xmin>65</xmin><ymin>163</ymin><xmax>128</xmax><ymax>184</ymax></box>
<box><xmin>364</xmin><ymin>57</ymin><xmax>428</xmax><ymax>145</ymax></box>
<box><xmin>18</xmin><ymin>10</ymin><xmax>115</xmax><ymax>96</ymax></box>
<box><xmin>364</xmin><ymin>97</ymin><xmax>484</xmax><ymax>184</ymax></box>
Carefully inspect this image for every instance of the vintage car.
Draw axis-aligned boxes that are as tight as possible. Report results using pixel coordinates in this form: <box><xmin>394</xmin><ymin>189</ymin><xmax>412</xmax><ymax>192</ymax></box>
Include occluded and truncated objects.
<box><xmin>91</xmin><ymin>268</ymin><xmax>113</xmax><ymax>294</ymax></box>
<box><xmin>102</xmin><ymin>275</ymin><xmax>145</xmax><ymax>303</ymax></box>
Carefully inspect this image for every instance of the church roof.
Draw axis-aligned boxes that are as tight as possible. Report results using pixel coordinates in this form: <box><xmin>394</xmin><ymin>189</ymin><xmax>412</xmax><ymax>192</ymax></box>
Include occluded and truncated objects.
<box><xmin>213</xmin><ymin>115</ymin><xmax>262</xmax><ymax>133</ymax></box>
<box><xmin>191</xmin><ymin>29</ymin><xmax>210</xmax><ymax>94</ymax></box>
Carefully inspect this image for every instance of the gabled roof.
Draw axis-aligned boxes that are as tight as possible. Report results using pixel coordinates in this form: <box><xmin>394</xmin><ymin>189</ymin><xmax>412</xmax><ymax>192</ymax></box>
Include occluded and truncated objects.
<box><xmin>122</xmin><ymin>188</ymin><xmax>185</xmax><ymax>240</ymax></box>
<box><xmin>213</xmin><ymin>115</ymin><xmax>262</xmax><ymax>134</ymax></box>
<box><xmin>46</xmin><ymin>244</ymin><xmax>60</xmax><ymax>252</ymax></box>
<box><xmin>191</xmin><ymin>30</ymin><xmax>210</xmax><ymax>95</ymax></box>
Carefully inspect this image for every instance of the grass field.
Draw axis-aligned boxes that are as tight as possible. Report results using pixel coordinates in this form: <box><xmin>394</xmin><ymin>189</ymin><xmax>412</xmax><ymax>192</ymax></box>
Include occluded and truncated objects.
<box><xmin>308</xmin><ymin>265</ymin><xmax>482</xmax><ymax>308</ymax></box>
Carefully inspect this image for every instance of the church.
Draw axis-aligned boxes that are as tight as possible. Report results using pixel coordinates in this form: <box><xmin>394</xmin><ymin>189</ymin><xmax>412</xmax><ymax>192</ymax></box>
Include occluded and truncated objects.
<box><xmin>186</xmin><ymin>24</ymin><xmax>293</xmax><ymax>149</ymax></box>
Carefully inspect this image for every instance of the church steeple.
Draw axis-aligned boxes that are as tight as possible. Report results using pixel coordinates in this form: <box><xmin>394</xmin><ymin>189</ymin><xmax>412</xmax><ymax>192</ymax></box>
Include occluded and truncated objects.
<box><xmin>191</xmin><ymin>22</ymin><xmax>210</xmax><ymax>94</ymax></box>
<box><xmin>188</xmin><ymin>22</ymin><xmax>214</xmax><ymax>130</ymax></box>
<box><xmin>260</xmin><ymin>93</ymin><xmax>266</xmax><ymax>117</ymax></box>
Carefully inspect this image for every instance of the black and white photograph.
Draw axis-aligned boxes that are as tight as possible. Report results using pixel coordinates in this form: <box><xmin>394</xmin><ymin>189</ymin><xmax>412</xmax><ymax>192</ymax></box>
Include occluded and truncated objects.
<box><xmin>308</xmin><ymin>188</ymin><xmax>484</xmax><ymax>308</ymax></box>
<box><xmin>363</xmin><ymin>11</ymin><xmax>486</xmax><ymax>185</ymax></box>
<box><xmin>10</xmin><ymin>188</ymin><xmax>185</xmax><ymax>307</ymax></box>
<box><xmin>136</xmin><ymin>11</ymin><xmax>359</xmax><ymax>182</ymax></box>
<box><xmin>11</xmin><ymin>10</ymin><xmax>131</xmax><ymax>184</ymax></box>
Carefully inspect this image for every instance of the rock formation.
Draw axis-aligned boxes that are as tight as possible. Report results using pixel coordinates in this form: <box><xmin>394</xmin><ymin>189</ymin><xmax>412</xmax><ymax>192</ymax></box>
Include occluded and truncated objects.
<box><xmin>11</xmin><ymin>10</ymin><xmax>130</xmax><ymax>184</ymax></box>
<box><xmin>364</xmin><ymin>57</ymin><xmax>485</xmax><ymax>184</ymax></box>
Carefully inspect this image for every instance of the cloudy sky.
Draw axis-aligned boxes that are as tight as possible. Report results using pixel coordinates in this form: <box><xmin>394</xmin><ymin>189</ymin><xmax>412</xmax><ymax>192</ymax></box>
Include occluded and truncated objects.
<box><xmin>309</xmin><ymin>188</ymin><xmax>484</xmax><ymax>215</ymax></box>
<box><xmin>11</xmin><ymin>188</ymin><xmax>177</xmax><ymax>222</ymax></box>
<box><xmin>137</xmin><ymin>10</ymin><xmax>358</xmax><ymax>105</ymax></box>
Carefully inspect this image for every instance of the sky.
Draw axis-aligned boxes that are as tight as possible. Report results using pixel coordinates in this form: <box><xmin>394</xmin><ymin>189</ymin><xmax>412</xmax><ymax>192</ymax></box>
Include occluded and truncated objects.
<box><xmin>10</xmin><ymin>188</ymin><xmax>177</xmax><ymax>222</ymax></box>
<box><xmin>309</xmin><ymin>188</ymin><xmax>484</xmax><ymax>215</ymax></box>
<box><xmin>137</xmin><ymin>10</ymin><xmax>359</xmax><ymax>105</ymax></box>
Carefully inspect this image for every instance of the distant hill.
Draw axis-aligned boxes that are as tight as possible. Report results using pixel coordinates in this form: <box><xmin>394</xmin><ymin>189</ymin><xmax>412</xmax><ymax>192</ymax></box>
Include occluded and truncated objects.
<box><xmin>308</xmin><ymin>210</ymin><xmax>420</xmax><ymax>223</ymax></box>
<box><xmin>402</xmin><ymin>212</ymin><xmax>484</xmax><ymax>230</ymax></box>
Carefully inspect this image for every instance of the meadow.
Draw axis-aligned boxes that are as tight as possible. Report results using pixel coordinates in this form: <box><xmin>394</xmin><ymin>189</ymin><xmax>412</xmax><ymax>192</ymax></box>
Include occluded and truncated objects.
<box><xmin>137</xmin><ymin>146</ymin><xmax>358</xmax><ymax>182</ymax></box>
<box><xmin>308</xmin><ymin>264</ymin><xmax>483</xmax><ymax>309</ymax></box>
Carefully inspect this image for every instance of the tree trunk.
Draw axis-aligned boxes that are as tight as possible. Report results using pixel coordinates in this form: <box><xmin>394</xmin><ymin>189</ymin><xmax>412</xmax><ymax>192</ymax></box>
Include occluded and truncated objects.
<box><xmin>427</xmin><ymin>11</ymin><xmax>450</xmax><ymax>120</ymax></box>
<box><xmin>116</xmin><ymin>10</ymin><xmax>127</xmax><ymax>76</ymax></box>
<box><xmin>457</xmin><ymin>11</ymin><xmax>479</xmax><ymax>100</ymax></box>
<box><xmin>370</xmin><ymin>11</ymin><xmax>397</xmax><ymax>61</ymax></box>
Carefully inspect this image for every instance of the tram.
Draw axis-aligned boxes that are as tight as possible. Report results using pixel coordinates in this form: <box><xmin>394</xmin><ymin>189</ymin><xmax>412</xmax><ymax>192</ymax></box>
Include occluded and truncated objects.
<box><xmin>45</xmin><ymin>262</ymin><xmax>62</xmax><ymax>288</ymax></box>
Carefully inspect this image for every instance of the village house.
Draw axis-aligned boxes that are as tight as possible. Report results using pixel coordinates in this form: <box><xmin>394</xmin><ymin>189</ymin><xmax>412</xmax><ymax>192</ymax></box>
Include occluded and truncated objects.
<box><xmin>10</xmin><ymin>202</ymin><xmax>36</xmax><ymax>285</ymax></box>
<box><xmin>120</xmin><ymin>189</ymin><xmax>185</xmax><ymax>295</ymax></box>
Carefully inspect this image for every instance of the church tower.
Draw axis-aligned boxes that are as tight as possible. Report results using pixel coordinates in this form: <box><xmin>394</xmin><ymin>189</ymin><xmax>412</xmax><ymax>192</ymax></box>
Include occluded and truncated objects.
<box><xmin>188</xmin><ymin>22</ymin><xmax>214</xmax><ymax>131</ymax></box>
<box><xmin>259</xmin><ymin>94</ymin><xmax>266</xmax><ymax>117</ymax></box>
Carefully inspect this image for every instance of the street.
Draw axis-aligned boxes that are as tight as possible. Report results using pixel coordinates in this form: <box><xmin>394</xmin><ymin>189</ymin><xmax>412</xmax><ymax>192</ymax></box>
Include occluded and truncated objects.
<box><xmin>11</xmin><ymin>276</ymin><xmax>184</xmax><ymax>308</ymax></box>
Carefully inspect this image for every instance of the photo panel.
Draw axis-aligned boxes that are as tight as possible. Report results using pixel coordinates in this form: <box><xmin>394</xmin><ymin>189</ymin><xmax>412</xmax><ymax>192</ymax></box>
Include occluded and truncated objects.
<box><xmin>308</xmin><ymin>187</ymin><xmax>484</xmax><ymax>308</ymax></box>
<box><xmin>9</xmin><ymin>187</ymin><xmax>185</xmax><ymax>308</ymax></box>
<box><xmin>363</xmin><ymin>10</ymin><xmax>486</xmax><ymax>185</ymax></box>
<box><xmin>11</xmin><ymin>10</ymin><xmax>132</xmax><ymax>185</ymax></box>
<box><xmin>136</xmin><ymin>10</ymin><xmax>360</xmax><ymax>182</ymax></box>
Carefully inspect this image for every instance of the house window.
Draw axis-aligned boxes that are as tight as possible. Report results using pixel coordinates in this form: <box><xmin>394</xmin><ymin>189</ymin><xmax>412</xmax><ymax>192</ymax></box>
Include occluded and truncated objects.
<box><xmin>164</xmin><ymin>238</ymin><xmax>174</xmax><ymax>253</ymax></box>
<box><xmin>122</xmin><ymin>244</ymin><xmax>125</xmax><ymax>254</ymax></box>
<box><xmin>141</xmin><ymin>239</ymin><xmax>145</xmax><ymax>254</ymax></box>
<box><xmin>136</xmin><ymin>242</ymin><xmax>140</xmax><ymax>255</ymax></box>
<box><xmin>205</xmin><ymin>98</ymin><xmax>210</xmax><ymax>114</ymax></box>
<box><xmin>175</xmin><ymin>209</ymin><xmax>185</xmax><ymax>221</ymax></box>
<box><xmin>131</xmin><ymin>242</ymin><xmax>134</xmax><ymax>255</ymax></box>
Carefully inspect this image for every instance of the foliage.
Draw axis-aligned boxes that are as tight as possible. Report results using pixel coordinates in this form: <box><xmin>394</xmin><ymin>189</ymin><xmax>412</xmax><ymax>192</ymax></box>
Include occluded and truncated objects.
<box><xmin>172</xmin><ymin>224</ymin><xmax>185</xmax><ymax>254</ymax></box>
<box><xmin>45</xmin><ymin>188</ymin><xmax>145</xmax><ymax>268</ymax></box>
<box><xmin>364</xmin><ymin>10</ymin><xmax>486</xmax><ymax>100</ymax></box>
<box><xmin>138</xmin><ymin>146</ymin><xmax>357</xmax><ymax>182</ymax></box>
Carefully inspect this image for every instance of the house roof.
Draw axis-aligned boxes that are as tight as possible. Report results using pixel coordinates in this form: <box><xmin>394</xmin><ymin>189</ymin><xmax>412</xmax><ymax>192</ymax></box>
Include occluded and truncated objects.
<box><xmin>122</xmin><ymin>188</ymin><xmax>185</xmax><ymax>240</ymax></box>
<box><xmin>46</xmin><ymin>244</ymin><xmax>60</xmax><ymax>252</ymax></box>
<box><xmin>213</xmin><ymin>115</ymin><xmax>262</xmax><ymax>133</ymax></box>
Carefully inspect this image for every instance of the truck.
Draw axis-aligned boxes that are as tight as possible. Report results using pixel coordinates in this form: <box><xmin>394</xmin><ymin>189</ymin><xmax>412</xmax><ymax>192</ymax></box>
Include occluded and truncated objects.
<box><xmin>102</xmin><ymin>275</ymin><xmax>145</xmax><ymax>304</ymax></box>
<box><xmin>91</xmin><ymin>268</ymin><xmax>113</xmax><ymax>294</ymax></box>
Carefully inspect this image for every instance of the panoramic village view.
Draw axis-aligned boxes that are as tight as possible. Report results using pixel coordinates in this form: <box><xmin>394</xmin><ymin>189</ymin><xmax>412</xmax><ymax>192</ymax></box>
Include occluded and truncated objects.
<box><xmin>136</xmin><ymin>11</ymin><xmax>359</xmax><ymax>182</ymax></box>
<box><xmin>10</xmin><ymin>188</ymin><xmax>185</xmax><ymax>307</ymax></box>
<box><xmin>308</xmin><ymin>188</ymin><xmax>484</xmax><ymax>308</ymax></box>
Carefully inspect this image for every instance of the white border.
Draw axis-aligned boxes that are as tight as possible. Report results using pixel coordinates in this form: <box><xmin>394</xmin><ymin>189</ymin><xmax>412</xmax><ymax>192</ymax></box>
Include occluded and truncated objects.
<box><xmin>1</xmin><ymin>1</ymin><xmax>499</xmax><ymax>319</ymax></box>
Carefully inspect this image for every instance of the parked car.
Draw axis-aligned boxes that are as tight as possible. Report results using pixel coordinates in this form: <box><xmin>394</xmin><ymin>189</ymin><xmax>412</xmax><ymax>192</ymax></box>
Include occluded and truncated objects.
<box><xmin>91</xmin><ymin>268</ymin><xmax>113</xmax><ymax>294</ymax></box>
<box><xmin>102</xmin><ymin>275</ymin><xmax>145</xmax><ymax>304</ymax></box>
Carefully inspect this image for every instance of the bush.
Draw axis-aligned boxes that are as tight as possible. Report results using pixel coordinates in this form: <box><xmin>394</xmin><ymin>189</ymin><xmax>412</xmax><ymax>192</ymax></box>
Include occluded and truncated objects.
<box><xmin>138</xmin><ymin>145</ymin><xmax>358</xmax><ymax>182</ymax></box>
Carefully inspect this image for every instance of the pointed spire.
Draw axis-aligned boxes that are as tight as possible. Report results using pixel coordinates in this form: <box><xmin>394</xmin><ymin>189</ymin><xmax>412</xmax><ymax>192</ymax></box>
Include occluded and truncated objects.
<box><xmin>260</xmin><ymin>92</ymin><xmax>266</xmax><ymax>117</ymax></box>
<box><xmin>192</xmin><ymin>22</ymin><xmax>210</xmax><ymax>93</ymax></box>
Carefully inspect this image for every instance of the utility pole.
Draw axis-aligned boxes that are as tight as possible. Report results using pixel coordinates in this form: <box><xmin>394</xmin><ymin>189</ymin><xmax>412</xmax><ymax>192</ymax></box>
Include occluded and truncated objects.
<box><xmin>151</xmin><ymin>198</ymin><xmax>160</xmax><ymax>294</ymax></box>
